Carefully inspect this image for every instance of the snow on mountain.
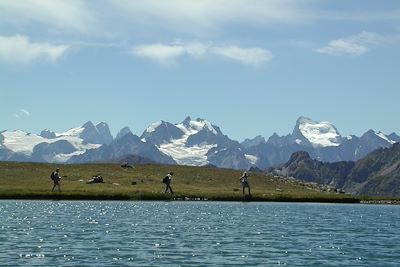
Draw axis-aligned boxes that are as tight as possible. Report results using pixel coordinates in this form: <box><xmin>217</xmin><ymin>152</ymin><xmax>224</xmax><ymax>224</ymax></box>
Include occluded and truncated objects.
<box><xmin>145</xmin><ymin>121</ymin><xmax>163</xmax><ymax>133</ymax></box>
<box><xmin>59</xmin><ymin>125</ymin><xmax>85</xmax><ymax>138</ymax></box>
<box><xmin>376</xmin><ymin>132</ymin><xmax>396</xmax><ymax>144</ymax></box>
<box><xmin>56</xmin><ymin>121</ymin><xmax>113</xmax><ymax>145</ymax></box>
<box><xmin>186</xmin><ymin>120</ymin><xmax>218</xmax><ymax>135</ymax></box>
<box><xmin>154</xmin><ymin>117</ymin><xmax>221</xmax><ymax>166</ymax></box>
<box><xmin>141</xmin><ymin>121</ymin><xmax>185</xmax><ymax>145</ymax></box>
<box><xmin>296</xmin><ymin>117</ymin><xmax>342</xmax><ymax>147</ymax></box>
<box><xmin>1</xmin><ymin>122</ymin><xmax>109</xmax><ymax>162</ymax></box>
<box><xmin>2</xmin><ymin>116</ymin><xmax>399</xmax><ymax>169</ymax></box>
<box><xmin>2</xmin><ymin>130</ymin><xmax>101</xmax><ymax>158</ymax></box>
<box><xmin>176</xmin><ymin>116</ymin><xmax>220</xmax><ymax>136</ymax></box>
<box><xmin>2</xmin><ymin>130</ymin><xmax>46</xmax><ymax>155</ymax></box>
<box><xmin>159</xmin><ymin>138</ymin><xmax>216</xmax><ymax>166</ymax></box>
<box><xmin>244</xmin><ymin>154</ymin><xmax>258</xmax><ymax>165</ymax></box>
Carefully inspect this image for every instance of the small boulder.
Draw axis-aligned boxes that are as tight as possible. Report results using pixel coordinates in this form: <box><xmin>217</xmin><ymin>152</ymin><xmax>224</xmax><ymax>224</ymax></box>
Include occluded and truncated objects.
<box><xmin>121</xmin><ymin>162</ymin><xmax>134</xmax><ymax>168</ymax></box>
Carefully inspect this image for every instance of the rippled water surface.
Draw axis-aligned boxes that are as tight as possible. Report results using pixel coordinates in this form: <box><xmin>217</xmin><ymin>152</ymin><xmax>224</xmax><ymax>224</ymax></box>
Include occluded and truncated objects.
<box><xmin>0</xmin><ymin>201</ymin><xmax>399</xmax><ymax>266</ymax></box>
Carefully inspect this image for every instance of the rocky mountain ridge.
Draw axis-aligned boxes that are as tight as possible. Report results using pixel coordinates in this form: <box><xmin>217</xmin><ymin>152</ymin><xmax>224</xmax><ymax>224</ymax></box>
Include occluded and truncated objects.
<box><xmin>1</xmin><ymin>116</ymin><xmax>399</xmax><ymax>171</ymax></box>
<box><xmin>269</xmin><ymin>143</ymin><xmax>400</xmax><ymax>196</ymax></box>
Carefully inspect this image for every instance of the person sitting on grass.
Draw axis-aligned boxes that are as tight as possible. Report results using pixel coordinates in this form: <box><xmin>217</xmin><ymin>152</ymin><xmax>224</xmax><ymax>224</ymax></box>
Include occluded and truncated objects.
<box><xmin>51</xmin><ymin>168</ymin><xmax>62</xmax><ymax>192</ymax></box>
<box><xmin>162</xmin><ymin>172</ymin><xmax>174</xmax><ymax>194</ymax></box>
<box><xmin>239</xmin><ymin>171</ymin><xmax>251</xmax><ymax>197</ymax></box>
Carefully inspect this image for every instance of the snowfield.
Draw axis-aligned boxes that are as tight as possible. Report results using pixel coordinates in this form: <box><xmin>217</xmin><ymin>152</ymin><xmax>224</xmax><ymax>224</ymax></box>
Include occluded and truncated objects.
<box><xmin>244</xmin><ymin>154</ymin><xmax>258</xmax><ymax>165</ymax></box>
<box><xmin>157</xmin><ymin>119</ymin><xmax>219</xmax><ymax>166</ymax></box>
<box><xmin>1</xmin><ymin>127</ymin><xmax>101</xmax><ymax>161</ymax></box>
<box><xmin>298</xmin><ymin>118</ymin><xmax>342</xmax><ymax>147</ymax></box>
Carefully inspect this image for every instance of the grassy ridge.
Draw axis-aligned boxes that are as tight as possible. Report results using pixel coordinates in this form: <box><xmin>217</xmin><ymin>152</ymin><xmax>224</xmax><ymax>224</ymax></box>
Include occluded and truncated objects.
<box><xmin>0</xmin><ymin>162</ymin><xmax>360</xmax><ymax>202</ymax></box>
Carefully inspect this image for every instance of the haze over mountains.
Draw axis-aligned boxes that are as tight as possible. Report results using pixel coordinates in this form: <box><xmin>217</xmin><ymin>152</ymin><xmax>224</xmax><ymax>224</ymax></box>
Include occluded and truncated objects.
<box><xmin>1</xmin><ymin>116</ymin><xmax>399</xmax><ymax>170</ymax></box>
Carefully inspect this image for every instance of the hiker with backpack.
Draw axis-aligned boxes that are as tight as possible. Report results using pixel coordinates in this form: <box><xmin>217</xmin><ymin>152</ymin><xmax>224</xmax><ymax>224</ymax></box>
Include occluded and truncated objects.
<box><xmin>162</xmin><ymin>172</ymin><xmax>174</xmax><ymax>194</ymax></box>
<box><xmin>239</xmin><ymin>171</ymin><xmax>251</xmax><ymax>197</ymax></box>
<box><xmin>50</xmin><ymin>168</ymin><xmax>62</xmax><ymax>192</ymax></box>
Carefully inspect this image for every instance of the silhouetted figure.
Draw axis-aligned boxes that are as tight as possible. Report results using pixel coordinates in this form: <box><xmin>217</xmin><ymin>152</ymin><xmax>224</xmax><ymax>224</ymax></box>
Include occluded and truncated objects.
<box><xmin>239</xmin><ymin>172</ymin><xmax>251</xmax><ymax>197</ymax></box>
<box><xmin>163</xmin><ymin>172</ymin><xmax>174</xmax><ymax>194</ymax></box>
<box><xmin>51</xmin><ymin>168</ymin><xmax>61</xmax><ymax>192</ymax></box>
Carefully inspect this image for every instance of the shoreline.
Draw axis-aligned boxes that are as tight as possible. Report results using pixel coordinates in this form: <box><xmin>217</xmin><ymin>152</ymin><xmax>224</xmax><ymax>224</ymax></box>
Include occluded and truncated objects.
<box><xmin>0</xmin><ymin>194</ymin><xmax>362</xmax><ymax>203</ymax></box>
<box><xmin>0</xmin><ymin>194</ymin><xmax>399</xmax><ymax>204</ymax></box>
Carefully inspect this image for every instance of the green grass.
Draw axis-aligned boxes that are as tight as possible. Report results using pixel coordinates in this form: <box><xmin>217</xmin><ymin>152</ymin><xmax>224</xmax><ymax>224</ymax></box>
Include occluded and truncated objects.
<box><xmin>0</xmin><ymin>161</ymin><xmax>361</xmax><ymax>202</ymax></box>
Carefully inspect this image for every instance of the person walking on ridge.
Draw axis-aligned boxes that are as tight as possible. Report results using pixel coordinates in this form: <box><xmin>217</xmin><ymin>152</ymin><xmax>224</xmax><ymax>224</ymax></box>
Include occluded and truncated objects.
<box><xmin>239</xmin><ymin>171</ymin><xmax>251</xmax><ymax>197</ymax></box>
<box><xmin>51</xmin><ymin>168</ymin><xmax>62</xmax><ymax>192</ymax></box>
<box><xmin>163</xmin><ymin>172</ymin><xmax>174</xmax><ymax>194</ymax></box>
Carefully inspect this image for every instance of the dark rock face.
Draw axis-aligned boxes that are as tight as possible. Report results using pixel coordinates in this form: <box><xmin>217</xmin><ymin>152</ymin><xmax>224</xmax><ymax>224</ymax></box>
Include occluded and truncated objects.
<box><xmin>241</xmin><ymin>135</ymin><xmax>266</xmax><ymax>149</ymax></box>
<box><xmin>0</xmin><ymin>147</ymin><xmax>18</xmax><ymax>161</ymax></box>
<box><xmin>186</xmin><ymin>128</ymin><xmax>226</xmax><ymax>147</ymax></box>
<box><xmin>270</xmin><ymin>151</ymin><xmax>354</xmax><ymax>186</ymax></box>
<box><xmin>115</xmin><ymin>127</ymin><xmax>132</xmax><ymax>140</ymax></box>
<box><xmin>388</xmin><ymin>133</ymin><xmax>400</xmax><ymax>143</ymax></box>
<box><xmin>345</xmin><ymin>143</ymin><xmax>400</xmax><ymax>196</ymax></box>
<box><xmin>31</xmin><ymin>140</ymin><xmax>77</xmax><ymax>162</ymax></box>
<box><xmin>39</xmin><ymin>129</ymin><xmax>57</xmax><ymax>139</ymax></box>
<box><xmin>1</xmin><ymin>117</ymin><xmax>399</xmax><ymax>175</ymax></box>
<box><xmin>69</xmin><ymin>133</ymin><xmax>176</xmax><ymax>165</ymax></box>
<box><xmin>269</xmin><ymin>143</ymin><xmax>400</xmax><ymax>197</ymax></box>
<box><xmin>79</xmin><ymin>121</ymin><xmax>113</xmax><ymax>145</ymax></box>
<box><xmin>244</xmin><ymin>118</ymin><xmax>397</xmax><ymax>169</ymax></box>
<box><xmin>140</xmin><ymin>121</ymin><xmax>184</xmax><ymax>145</ymax></box>
<box><xmin>95</xmin><ymin>122</ymin><xmax>113</xmax><ymax>145</ymax></box>
<box><xmin>207</xmin><ymin>142</ymin><xmax>251</xmax><ymax>170</ymax></box>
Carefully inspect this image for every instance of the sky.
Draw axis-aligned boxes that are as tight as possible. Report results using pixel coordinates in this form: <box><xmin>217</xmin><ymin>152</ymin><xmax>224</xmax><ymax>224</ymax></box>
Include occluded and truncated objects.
<box><xmin>1</xmin><ymin>0</ymin><xmax>399</xmax><ymax>141</ymax></box>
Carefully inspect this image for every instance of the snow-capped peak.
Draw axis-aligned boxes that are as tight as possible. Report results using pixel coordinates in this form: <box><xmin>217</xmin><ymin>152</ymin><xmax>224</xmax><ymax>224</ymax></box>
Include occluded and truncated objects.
<box><xmin>2</xmin><ymin>130</ymin><xmax>44</xmax><ymax>154</ymax></box>
<box><xmin>55</xmin><ymin>121</ymin><xmax>112</xmax><ymax>145</ymax></box>
<box><xmin>146</xmin><ymin>121</ymin><xmax>163</xmax><ymax>133</ymax></box>
<box><xmin>295</xmin><ymin>117</ymin><xmax>342</xmax><ymax>147</ymax></box>
<box><xmin>59</xmin><ymin>125</ymin><xmax>85</xmax><ymax>138</ymax></box>
<box><xmin>56</xmin><ymin>121</ymin><xmax>96</xmax><ymax>138</ymax></box>
<box><xmin>1</xmin><ymin>129</ymin><xmax>101</xmax><ymax>157</ymax></box>
<box><xmin>154</xmin><ymin>117</ymin><xmax>222</xmax><ymax>166</ymax></box>
<box><xmin>177</xmin><ymin>117</ymin><xmax>219</xmax><ymax>135</ymax></box>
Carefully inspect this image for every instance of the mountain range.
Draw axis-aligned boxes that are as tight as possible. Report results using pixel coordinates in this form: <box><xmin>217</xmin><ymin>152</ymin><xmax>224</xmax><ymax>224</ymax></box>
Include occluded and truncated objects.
<box><xmin>269</xmin><ymin>143</ymin><xmax>400</xmax><ymax>197</ymax></box>
<box><xmin>1</xmin><ymin>116</ymin><xmax>399</xmax><ymax>171</ymax></box>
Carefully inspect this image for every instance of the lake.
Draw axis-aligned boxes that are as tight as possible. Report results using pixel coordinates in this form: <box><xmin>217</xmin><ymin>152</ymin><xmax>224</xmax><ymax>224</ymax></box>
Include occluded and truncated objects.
<box><xmin>0</xmin><ymin>201</ymin><xmax>399</xmax><ymax>266</ymax></box>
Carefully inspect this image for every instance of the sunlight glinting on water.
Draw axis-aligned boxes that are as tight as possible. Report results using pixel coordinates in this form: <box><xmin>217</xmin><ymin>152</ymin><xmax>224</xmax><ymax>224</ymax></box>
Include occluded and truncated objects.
<box><xmin>0</xmin><ymin>201</ymin><xmax>399</xmax><ymax>266</ymax></box>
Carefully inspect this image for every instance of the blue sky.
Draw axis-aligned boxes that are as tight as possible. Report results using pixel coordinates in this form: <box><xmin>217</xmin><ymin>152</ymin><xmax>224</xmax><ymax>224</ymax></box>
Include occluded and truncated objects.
<box><xmin>1</xmin><ymin>0</ymin><xmax>399</xmax><ymax>141</ymax></box>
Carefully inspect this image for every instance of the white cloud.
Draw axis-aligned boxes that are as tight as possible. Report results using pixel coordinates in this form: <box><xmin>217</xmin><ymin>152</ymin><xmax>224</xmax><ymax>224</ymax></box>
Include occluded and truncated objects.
<box><xmin>109</xmin><ymin>0</ymin><xmax>310</xmax><ymax>35</ymax></box>
<box><xmin>1</xmin><ymin>1</ymin><xmax>399</xmax><ymax>38</ymax></box>
<box><xmin>14</xmin><ymin>109</ymin><xmax>30</xmax><ymax>119</ymax></box>
<box><xmin>315</xmin><ymin>31</ymin><xmax>383</xmax><ymax>56</ymax></box>
<box><xmin>0</xmin><ymin>35</ymin><xmax>69</xmax><ymax>64</ymax></box>
<box><xmin>130</xmin><ymin>42</ymin><xmax>270</xmax><ymax>66</ymax></box>
<box><xmin>0</xmin><ymin>0</ymin><xmax>311</xmax><ymax>38</ymax></box>
<box><xmin>0</xmin><ymin>0</ymin><xmax>96</xmax><ymax>33</ymax></box>
<box><xmin>130</xmin><ymin>42</ymin><xmax>208</xmax><ymax>64</ymax></box>
<box><xmin>212</xmin><ymin>46</ymin><xmax>272</xmax><ymax>66</ymax></box>
<box><xmin>130</xmin><ymin>43</ymin><xmax>192</xmax><ymax>65</ymax></box>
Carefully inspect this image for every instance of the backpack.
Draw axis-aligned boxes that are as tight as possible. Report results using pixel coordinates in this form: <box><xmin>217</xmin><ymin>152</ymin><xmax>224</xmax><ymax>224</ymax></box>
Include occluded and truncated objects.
<box><xmin>50</xmin><ymin>172</ymin><xmax>55</xmax><ymax>180</ymax></box>
<box><xmin>162</xmin><ymin>175</ymin><xmax>169</xmax><ymax>184</ymax></box>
